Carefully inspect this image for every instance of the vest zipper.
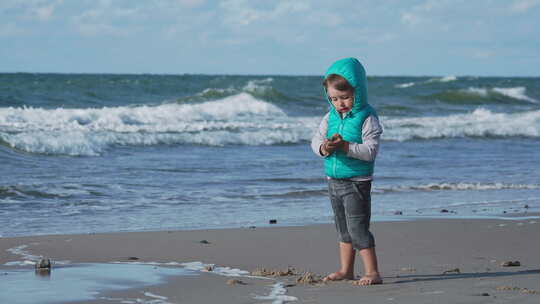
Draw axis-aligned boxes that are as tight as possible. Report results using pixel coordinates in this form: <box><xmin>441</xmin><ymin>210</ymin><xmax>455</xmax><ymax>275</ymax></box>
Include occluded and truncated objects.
<box><xmin>333</xmin><ymin>119</ymin><xmax>345</xmax><ymax>177</ymax></box>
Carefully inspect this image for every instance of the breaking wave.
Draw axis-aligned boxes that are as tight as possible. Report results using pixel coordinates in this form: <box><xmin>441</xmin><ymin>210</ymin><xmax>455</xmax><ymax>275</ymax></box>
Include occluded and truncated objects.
<box><xmin>0</xmin><ymin>93</ymin><xmax>318</xmax><ymax>156</ymax></box>
<box><xmin>428</xmin><ymin>86</ymin><xmax>539</xmax><ymax>104</ymax></box>
<box><xmin>180</xmin><ymin>78</ymin><xmax>291</xmax><ymax>103</ymax></box>
<box><xmin>465</xmin><ymin>86</ymin><xmax>538</xmax><ymax>103</ymax></box>
<box><xmin>395</xmin><ymin>76</ymin><xmax>457</xmax><ymax>88</ymax></box>
<box><xmin>395</xmin><ymin>82</ymin><xmax>415</xmax><ymax>88</ymax></box>
<box><xmin>374</xmin><ymin>182</ymin><xmax>540</xmax><ymax>193</ymax></box>
<box><xmin>428</xmin><ymin>75</ymin><xmax>457</xmax><ymax>83</ymax></box>
<box><xmin>383</xmin><ymin>108</ymin><xmax>540</xmax><ymax>141</ymax></box>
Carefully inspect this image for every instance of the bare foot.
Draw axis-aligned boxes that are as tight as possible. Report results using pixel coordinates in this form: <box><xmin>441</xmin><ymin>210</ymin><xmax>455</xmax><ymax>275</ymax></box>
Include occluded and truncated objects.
<box><xmin>353</xmin><ymin>273</ymin><xmax>383</xmax><ymax>286</ymax></box>
<box><xmin>323</xmin><ymin>271</ymin><xmax>354</xmax><ymax>282</ymax></box>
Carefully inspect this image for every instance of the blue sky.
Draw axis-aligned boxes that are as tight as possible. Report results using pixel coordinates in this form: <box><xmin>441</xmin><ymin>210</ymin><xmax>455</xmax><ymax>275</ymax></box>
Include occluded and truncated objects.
<box><xmin>1</xmin><ymin>0</ymin><xmax>539</xmax><ymax>76</ymax></box>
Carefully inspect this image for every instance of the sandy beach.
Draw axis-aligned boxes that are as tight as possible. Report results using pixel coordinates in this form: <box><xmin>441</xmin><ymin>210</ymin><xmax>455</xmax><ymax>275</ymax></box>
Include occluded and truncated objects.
<box><xmin>2</xmin><ymin>216</ymin><xmax>540</xmax><ymax>304</ymax></box>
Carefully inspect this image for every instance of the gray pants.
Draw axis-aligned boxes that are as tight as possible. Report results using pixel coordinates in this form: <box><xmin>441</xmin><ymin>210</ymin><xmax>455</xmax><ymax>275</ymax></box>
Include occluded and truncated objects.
<box><xmin>328</xmin><ymin>179</ymin><xmax>375</xmax><ymax>250</ymax></box>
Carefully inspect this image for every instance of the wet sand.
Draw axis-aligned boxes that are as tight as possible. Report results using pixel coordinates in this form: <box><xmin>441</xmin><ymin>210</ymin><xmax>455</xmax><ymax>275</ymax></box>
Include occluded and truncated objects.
<box><xmin>2</xmin><ymin>216</ymin><xmax>540</xmax><ymax>303</ymax></box>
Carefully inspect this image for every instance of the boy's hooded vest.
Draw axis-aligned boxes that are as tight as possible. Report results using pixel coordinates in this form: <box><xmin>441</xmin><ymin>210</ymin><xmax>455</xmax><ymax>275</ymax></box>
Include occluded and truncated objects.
<box><xmin>324</xmin><ymin>58</ymin><xmax>376</xmax><ymax>179</ymax></box>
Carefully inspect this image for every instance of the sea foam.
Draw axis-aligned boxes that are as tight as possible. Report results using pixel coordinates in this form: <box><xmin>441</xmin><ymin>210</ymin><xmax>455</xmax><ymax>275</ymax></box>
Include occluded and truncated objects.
<box><xmin>374</xmin><ymin>182</ymin><xmax>540</xmax><ymax>193</ymax></box>
<box><xmin>383</xmin><ymin>108</ymin><xmax>540</xmax><ymax>141</ymax></box>
<box><xmin>462</xmin><ymin>86</ymin><xmax>538</xmax><ymax>103</ymax></box>
<box><xmin>395</xmin><ymin>82</ymin><xmax>415</xmax><ymax>88</ymax></box>
<box><xmin>0</xmin><ymin>93</ymin><xmax>318</xmax><ymax>156</ymax></box>
<box><xmin>428</xmin><ymin>75</ymin><xmax>457</xmax><ymax>83</ymax></box>
<box><xmin>396</xmin><ymin>75</ymin><xmax>456</xmax><ymax>88</ymax></box>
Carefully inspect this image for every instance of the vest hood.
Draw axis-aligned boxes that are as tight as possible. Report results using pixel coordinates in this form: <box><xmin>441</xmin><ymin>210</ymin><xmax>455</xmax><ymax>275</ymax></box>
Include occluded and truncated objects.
<box><xmin>324</xmin><ymin>58</ymin><xmax>369</xmax><ymax>113</ymax></box>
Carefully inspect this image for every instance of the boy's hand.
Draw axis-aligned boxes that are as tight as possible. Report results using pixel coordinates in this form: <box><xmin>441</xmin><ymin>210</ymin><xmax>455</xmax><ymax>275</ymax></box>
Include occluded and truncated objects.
<box><xmin>321</xmin><ymin>134</ymin><xmax>349</xmax><ymax>155</ymax></box>
<box><xmin>321</xmin><ymin>139</ymin><xmax>337</xmax><ymax>155</ymax></box>
<box><xmin>329</xmin><ymin>134</ymin><xmax>349</xmax><ymax>153</ymax></box>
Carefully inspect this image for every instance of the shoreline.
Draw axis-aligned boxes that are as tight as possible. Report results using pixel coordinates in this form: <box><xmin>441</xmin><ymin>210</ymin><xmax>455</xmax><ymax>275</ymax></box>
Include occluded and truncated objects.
<box><xmin>2</xmin><ymin>217</ymin><xmax>540</xmax><ymax>303</ymax></box>
<box><xmin>2</xmin><ymin>211</ymin><xmax>538</xmax><ymax>239</ymax></box>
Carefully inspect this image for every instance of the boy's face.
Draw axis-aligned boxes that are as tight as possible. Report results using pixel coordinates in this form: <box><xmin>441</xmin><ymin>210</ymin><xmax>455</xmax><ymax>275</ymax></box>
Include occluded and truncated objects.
<box><xmin>327</xmin><ymin>86</ymin><xmax>354</xmax><ymax>114</ymax></box>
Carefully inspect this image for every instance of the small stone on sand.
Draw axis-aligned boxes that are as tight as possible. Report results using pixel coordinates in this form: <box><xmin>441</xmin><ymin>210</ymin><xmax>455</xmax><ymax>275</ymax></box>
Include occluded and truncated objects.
<box><xmin>440</xmin><ymin>209</ymin><xmax>449</xmax><ymax>213</ymax></box>
<box><xmin>227</xmin><ymin>279</ymin><xmax>246</xmax><ymax>285</ymax></box>
<box><xmin>284</xmin><ymin>283</ymin><xmax>296</xmax><ymax>287</ymax></box>
<box><xmin>500</xmin><ymin>261</ymin><xmax>520</xmax><ymax>267</ymax></box>
<box><xmin>442</xmin><ymin>268</ymin><xmax>460</xmax><ymax>274</ymax></box>
<box><xmin>199</xmin><ymin>240</ymin><xmax>210</xmax><ymax>244</ymax></box>
<box><xmin>127</xmin><ymin>257</ymin><xmax>139</xmax><ymax>260</ymax></box>
<box><xmin>35</xmin><ymin>258</ymin><xmax>51</xmax><ymax>270</ymax></box>
<box><xmin>269</xmin><ymin>219</ymin><xmax>277</xmax><ymax>224</ymax></box>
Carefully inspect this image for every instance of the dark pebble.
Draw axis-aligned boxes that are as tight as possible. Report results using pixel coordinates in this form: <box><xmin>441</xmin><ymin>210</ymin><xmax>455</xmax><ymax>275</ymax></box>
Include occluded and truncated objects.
<box><xmin>501</xmin><ymin>261</ymin><xmax>521</xmax><ymax>267</ymax></box>
<box><xmin>35</xmin><ymin>258</ymin><xmax>51</xmax><ymax>270</ymax></box>
<box><xmin>127</xmin><ymin>257</ymin><xmax>139</xmax><ymax>261</ymax></box>
<box><xmin>269</xmin><ymin>219</ymin><xmax>277</xmax><ymax>224</ymax></box>
<box><xmin>394</xmin><ymin>211</ymin><xmax>403</xmax><ymax>215</ymax></box>
<box><xmin>524</xmin><ymin>204</ymin><xmax>529</xmax><ymax>209</ymax></box>
<box><xmin>285</xmin><ymin>284</ymin><xmax>296</xmax><ymax>287</ymax></box>
<box><xmin>441</xmin><ymin>209</ymin><xmax>449</xmax><ymax>213</ymax></box>
<box><xmin>481</xmin><ymin>293</ymin><xmax>490</xmax><ymax>296</ymax></box>
<box><xmin>200</xmin><ymin>240</ymin><xmax>210</xmax><ymax>244</ymax></box>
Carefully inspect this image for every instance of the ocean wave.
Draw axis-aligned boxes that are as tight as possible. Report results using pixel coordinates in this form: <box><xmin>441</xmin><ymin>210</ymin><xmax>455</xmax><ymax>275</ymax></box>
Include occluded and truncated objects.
<box><xmin>178</xmin><ymin>77</ymin><xmax>291</xmax><ymax>103</ymax></box>
<box><xmin>383</xmin><ymin>108</ymin><xmax>540</xmax><ymax>141</ymax></box>
<box><xmin>242</xmin><ymin>77</ymin><xmax>292</xmax><ymax>101</ymax></box>
<box><xmin>374</xmin><ymin>182</ymin><xmax>540</xmax><ymax>193</ymax></box>
<box><xmin>428</xmin><ymin>75</ymin><xmax>457</xmax><ymax>83</ymax></box>
<box><xmin>460</xmin><ymin>86</ymin><xmax>538</xmax><ymax>103</ymax></box>
<box><xmin>395</xmin><ymin>75</ymin><xmax>457</xmax><ymax>89</ymax></box>
<box><xmin>196</xmin><ymin>87</ymin><xmax>236</xmax><ymax>99</ymax></box>
<box><xmin>427</xmin><ymin>86</ymin><xmax>538</xmax><ymax>104</ymax></box>
<box><xmin>0</xmin><ymin>184</ymin><xmax>97</xmax><ymax>200</ymax></box>
<box><xmin>395</xmin><ymin>82</ymin><xmax>415</xmax><ymax>88</ymax></box>
<box><xmin>242</xmin><ymin>77</ymin><xmax>274</xmax><ymax>92</ymax></box>
<box><xmin>0</xmin><ymin>93</ymin><xmax>319</xmax><ymax>156</ymax></box>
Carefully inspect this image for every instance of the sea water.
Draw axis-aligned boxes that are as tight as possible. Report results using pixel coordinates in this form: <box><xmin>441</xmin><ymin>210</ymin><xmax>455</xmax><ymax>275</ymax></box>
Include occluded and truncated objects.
<box><xmin>1</xmin><ymin>74</ymin><xmax>539</xmax><ymax>237</ymax></box>
<box><xmin>0</xmin><ymin>263</ymin><xmax>195</xmax><ymax>304</ymax></box>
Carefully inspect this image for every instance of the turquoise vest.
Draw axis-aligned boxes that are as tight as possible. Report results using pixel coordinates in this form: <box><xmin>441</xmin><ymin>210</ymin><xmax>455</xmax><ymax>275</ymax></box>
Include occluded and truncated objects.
<box><xmin>323</xmin><ymin>58</ymin><xmax>376</xmax><ymax>179</ymax></box>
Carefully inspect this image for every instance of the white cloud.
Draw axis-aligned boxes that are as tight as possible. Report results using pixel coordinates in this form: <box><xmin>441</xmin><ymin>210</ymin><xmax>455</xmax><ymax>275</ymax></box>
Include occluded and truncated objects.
<box><xmin>511</xmin><ymin>0</ymin><xmax>540</xmax><ymax>12</ymax></box>
<box><xmin>0</xmin><ymin>0</ymin><xmax>63</xmax><ymax>21</ymax></box>
<box><xmin>219</xmin><ymin>0</ymin><xmax>311</xmax><ymax>26</ymax></box>
<box><xmin>70</xmin><ymin>2</ymin><xmax>145</xmax><ymax>37</ymax></box>
<box><xmin>219</xmin><ymin>0</ymin><xmax>263</xmax><ymax>26</ymax></box>
<box><xmin>32</xmin><ymin>0</ymin><xmax>62</xmax><ymax>21</ymax></box>
<box><xmin>0</xmin><ymin>23</ymin><xmax>25</xmax><ymax>36</ymax></box>
<box><xmin>400</xmin><ymin>12</ymin><xmax>420</xmax><ymax>26</ymax></box>
<box><xmin>176</xmin><ymin>0</ymin><xmax>205</xmax><ymax>8</ymax></box>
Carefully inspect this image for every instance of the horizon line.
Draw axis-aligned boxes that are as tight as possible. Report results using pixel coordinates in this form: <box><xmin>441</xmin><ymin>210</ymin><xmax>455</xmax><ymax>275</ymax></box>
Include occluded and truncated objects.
<box><xmin>1</xmin><ymin>71</ymin><xmax>539</xmax><ymax>78</ymax></box>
